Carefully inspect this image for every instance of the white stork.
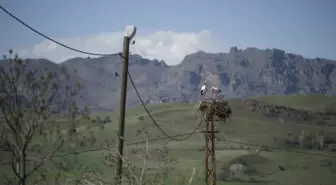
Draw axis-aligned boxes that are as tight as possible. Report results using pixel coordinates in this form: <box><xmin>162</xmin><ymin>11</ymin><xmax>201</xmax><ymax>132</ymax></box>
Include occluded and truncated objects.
<box><xmin>200</xmin><ymin>80</ymin><xmax>207</xmax><ymax>96</ymax></box>
<box><xmin>211</xmin><ymin>86</ymin><xmax>222</xmax><ymax>99</ymax></box>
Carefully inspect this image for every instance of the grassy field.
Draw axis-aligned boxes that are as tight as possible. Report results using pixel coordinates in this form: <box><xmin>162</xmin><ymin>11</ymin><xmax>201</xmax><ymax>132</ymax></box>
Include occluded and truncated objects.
<box><xmin>1</xmin><ymin>95</ymin><xmax>336</xmax><ymax>185</ymax></box>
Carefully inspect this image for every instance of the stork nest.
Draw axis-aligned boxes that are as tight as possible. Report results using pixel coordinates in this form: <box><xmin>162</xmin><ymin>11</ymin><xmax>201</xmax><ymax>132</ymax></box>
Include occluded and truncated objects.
<box><xmin>197</xmin><ymin>100</ymin><xmax>232</xmax><ymax>122</ymax></box>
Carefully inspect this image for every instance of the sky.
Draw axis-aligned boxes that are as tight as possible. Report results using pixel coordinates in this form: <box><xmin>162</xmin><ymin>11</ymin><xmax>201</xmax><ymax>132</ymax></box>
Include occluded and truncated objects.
<box><xmin>0</xmin><ymin>0</ymin><xmax>335</xmax><ymax>65</ymax></box>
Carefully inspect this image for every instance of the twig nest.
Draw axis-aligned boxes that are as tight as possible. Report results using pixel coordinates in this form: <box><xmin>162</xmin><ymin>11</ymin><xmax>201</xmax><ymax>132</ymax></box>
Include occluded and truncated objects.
<box><xmin>198</xmin><ymin>100</ymin><xmax>232</xmax><ymax>122</ymax></box>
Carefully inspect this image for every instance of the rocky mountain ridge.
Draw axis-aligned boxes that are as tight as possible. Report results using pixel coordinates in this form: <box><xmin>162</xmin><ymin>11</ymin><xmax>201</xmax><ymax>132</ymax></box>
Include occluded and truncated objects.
<box><xmin>1</xmin><ymin>47</ymin><xmax>335</xmax><ymax>110</ymax></box>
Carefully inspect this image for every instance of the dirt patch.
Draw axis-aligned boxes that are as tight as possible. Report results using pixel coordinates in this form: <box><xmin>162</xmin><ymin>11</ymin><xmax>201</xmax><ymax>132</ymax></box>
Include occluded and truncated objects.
<box><xmin>226</xmin><ymin>154</ymin><xmax>270</xmax><ymax>167</ymax></box>
<box><xmin>243</xmin><ymin>99</ymin><xmax>336</xmax><ymax>123</ymax></box>
<box><xmin>219</xmin><ymin>154</ymin><xmax>270</xmax><ymax>175</ymax></box>
<box><xmin>217</xmin><ymin>154</ymin><xmax>270</xmax><ymax>181</ymax></box>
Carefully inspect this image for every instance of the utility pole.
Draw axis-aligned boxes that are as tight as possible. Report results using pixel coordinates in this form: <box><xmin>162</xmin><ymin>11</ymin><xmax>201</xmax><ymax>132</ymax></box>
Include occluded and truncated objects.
<box><xmin>202</xmin><ymin>120</ymin><xmax>218</xmax><ymax>185</ymax></box>
<box><xmin>115</xmin><ymin>25</ymin><xmax>137</xmax><ymax>185</ymax></box>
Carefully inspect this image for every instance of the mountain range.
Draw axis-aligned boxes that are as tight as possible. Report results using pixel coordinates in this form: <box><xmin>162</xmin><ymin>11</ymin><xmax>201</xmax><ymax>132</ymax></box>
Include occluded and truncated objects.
<box><xmin>1</xmin><ymin>47</ymin><xmax>335</xmax><ymax>111</ymax></box>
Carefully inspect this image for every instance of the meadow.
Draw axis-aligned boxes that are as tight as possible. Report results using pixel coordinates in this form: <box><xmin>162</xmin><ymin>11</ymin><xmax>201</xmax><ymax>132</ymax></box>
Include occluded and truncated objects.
<box><xmin>1</xmin><ymin>95</ymin><xmax>336</xmax><ymax>185</ymax></box>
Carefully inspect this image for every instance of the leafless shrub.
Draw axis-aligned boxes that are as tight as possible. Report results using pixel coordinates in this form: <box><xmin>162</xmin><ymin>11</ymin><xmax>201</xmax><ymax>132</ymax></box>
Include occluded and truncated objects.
<box><xmin>76</xmin><ymin>123</ymin><xmax>195</xmax><ymax>185</ymax></box>
<box><xmin>0</xmin><ymin>50</ymin><xmax>91</xmax><ymax>185</ymax></box>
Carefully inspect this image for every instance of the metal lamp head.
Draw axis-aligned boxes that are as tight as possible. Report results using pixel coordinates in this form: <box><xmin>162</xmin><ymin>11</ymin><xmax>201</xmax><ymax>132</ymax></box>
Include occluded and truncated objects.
<box><xmin>124</xmin><ymin>25</ymin><xmax>137</xmax><ymax>39</ymax></box>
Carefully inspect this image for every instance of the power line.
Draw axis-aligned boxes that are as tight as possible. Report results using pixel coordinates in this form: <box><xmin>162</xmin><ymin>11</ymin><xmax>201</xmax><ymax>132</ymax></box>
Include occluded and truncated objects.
<box><xmin>1</xmin><ymin>2</ymin><xmax>194</xmax><ymax>141</ymax></box>
<box><xmin>217</xmin><ymin>137</ymin><xmax>336</xmax><ymax>158</ymax></box>
<box><xmin>127</xmin><ymin>72</ymin><xmax>200</xmax><ymax>141</ymax></box>
<box><xmin>0</xmin><ymin>131</ymin><xmax>202</xmax><ymax>165</ymax></box>
<box><xmin>1</xmin><ymin>2</ymin><xmax>334</xmax><ymax>166</ymax></box>
<box><xmin>127</xmin><ymin>71</ymin><xmax>335</xmax><ymax>158</ymax></box>
<box><xmin>1</xmin><ymin>131</ymin><xmax>334</xmax><ymax>166</ymax></box>
<box><xmin>0</xmin><ymin>5</ymin><xmax>119</xmax><ymax>57</ymax></box>
<box><xmin>0</xmin><ymin>1</ymin><xmax>197</xmax><ymax>163</ymax></box>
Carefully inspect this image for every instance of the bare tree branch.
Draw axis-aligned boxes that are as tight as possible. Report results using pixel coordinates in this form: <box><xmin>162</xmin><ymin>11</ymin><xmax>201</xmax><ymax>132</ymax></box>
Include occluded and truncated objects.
<box><xmin>0</xmin><ymin>50</ymin><xmax>88</xmax><ymax>185</ymax></box>
<box><xmin>188</xmin><ymin>167</ymin><xmax>196</xmax><ymax>185</ymax></box>
<box><xmin>25</xmin><ymin>140</ymin><xmax>64</xmax><ymax>178</ymax></box>
<box><xmin>139</xmin><ymin>134</ymin><xmax>148</xmax><ymax>185</ymax></box>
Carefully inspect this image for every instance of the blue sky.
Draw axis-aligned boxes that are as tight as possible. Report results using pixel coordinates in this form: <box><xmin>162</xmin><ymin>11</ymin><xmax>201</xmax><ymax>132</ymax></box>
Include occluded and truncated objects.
<box><xmin>1</xmin><ymin>0</ymin><xmax>335</xmax><ymax>64</ymax></box>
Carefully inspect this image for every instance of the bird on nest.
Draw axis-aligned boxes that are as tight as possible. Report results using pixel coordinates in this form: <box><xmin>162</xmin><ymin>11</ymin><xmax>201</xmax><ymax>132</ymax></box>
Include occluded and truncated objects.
<box><xmin>200</xmin><ymin>80</ymin><xmax>207</xmax><ymax>96</ymax></box>
<box><xmin>211</xmin><ymin>86</ymin><xmax>222</xmax><ymax>100</ymax></box>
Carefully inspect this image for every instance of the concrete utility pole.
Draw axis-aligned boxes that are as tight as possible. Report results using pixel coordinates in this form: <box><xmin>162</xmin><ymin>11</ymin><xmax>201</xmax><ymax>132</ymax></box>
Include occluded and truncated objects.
<box><xmin>115</xmin><ymin>25</ymin><xmax>137</xmax><ymax>185</ymax></box>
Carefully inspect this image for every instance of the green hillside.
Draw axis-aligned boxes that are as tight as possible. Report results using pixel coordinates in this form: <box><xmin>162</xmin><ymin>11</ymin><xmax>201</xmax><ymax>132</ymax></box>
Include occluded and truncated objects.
<box><xmin>1</xmin><ymin>95</ymin><xmax>336</xmax><ymax>185</ymax></box>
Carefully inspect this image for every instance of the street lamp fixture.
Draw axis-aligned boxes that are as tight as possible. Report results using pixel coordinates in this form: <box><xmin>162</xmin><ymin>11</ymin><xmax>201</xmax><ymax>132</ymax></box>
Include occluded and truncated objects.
<box><xmin>124</xmin><ymin>25</ymin><xmax>137</xmax><ymax>39</ymax></box>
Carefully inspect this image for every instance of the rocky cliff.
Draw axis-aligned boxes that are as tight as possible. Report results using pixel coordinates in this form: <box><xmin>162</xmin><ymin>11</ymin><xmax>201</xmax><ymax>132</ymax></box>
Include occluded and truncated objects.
<box><xmin>1</xmin><ymin>47</ymin><xmax>335</xmax><ymax>110</ymax></box>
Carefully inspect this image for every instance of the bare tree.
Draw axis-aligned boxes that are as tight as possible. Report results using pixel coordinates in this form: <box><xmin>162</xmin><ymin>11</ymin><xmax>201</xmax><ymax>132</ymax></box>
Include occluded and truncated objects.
<box><xmin>0</xmin><ymin>50</ymin><xmax>88</xmax><ymax>185</ymax></box>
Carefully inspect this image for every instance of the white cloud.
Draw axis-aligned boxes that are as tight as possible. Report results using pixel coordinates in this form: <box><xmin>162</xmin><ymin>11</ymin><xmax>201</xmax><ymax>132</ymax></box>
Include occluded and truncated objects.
<box><xmin>17</xmin><ymin>30</ymin><xmax>220</xmax><ymax>65</ymax></box>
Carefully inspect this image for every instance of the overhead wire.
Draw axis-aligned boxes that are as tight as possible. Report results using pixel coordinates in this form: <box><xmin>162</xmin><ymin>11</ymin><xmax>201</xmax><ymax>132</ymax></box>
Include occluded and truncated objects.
<box><xmin>0</xmin><ymin>3</ymin><xmax>195</xmax><ymax>142</ymax></box>
<box><xmin>217</xmin><ymin>137</ymin><xmax>336</xmax><ymax>158</ymax></box>
<box><xmin>1</xmin><ymin>131</ymin><xmax>334</xmax><ymax>166</ymax></box>
<box><xmin>127</xmin><ymin>71</ymin><xmax>201</xmax><ymax>141</ymax></box>
<box><xmin>0</xmin><ymin>5</ymin><xmax>119</xmax><ymax>57</ymax></box>
<box><xmin>1</xmin><ymin>3</ymin><xmax>334</xmax><ymax>167</ymax></box>
<box><xmin>0</xmin><ymin>131</ymin><xmax>202</xmax><ymax>165</ymax></box>
<box><xmin>0</xmin><ymin>2</ymin><xmax>198</xmax><ymax>151</ymax></box>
